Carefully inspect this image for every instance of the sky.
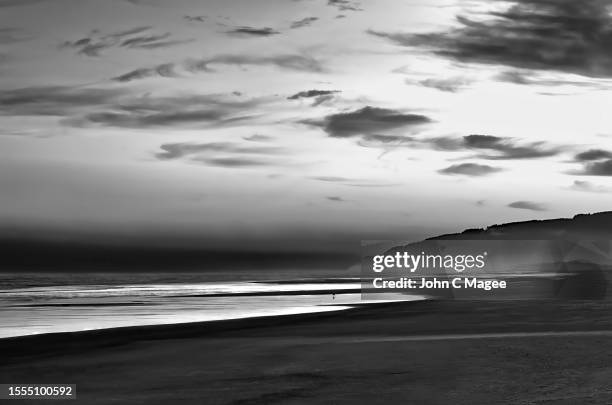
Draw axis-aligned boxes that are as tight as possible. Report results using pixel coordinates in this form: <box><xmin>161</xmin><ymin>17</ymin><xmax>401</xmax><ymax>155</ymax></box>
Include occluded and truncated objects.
<box><xmin>1</xmin><ymin>0</ymin><xmax>612</xmax><ymax>257</ymax></box>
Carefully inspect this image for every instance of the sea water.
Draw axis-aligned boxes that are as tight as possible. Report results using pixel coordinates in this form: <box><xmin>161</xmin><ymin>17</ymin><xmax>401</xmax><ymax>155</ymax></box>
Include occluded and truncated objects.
<box><xmin>0</xmin><ymin>272</ymin><xmax>422</xmax><ymax>338</ymax></box>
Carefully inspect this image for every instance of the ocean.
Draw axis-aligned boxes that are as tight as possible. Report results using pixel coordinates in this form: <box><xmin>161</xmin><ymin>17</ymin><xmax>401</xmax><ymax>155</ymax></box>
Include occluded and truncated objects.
<box><xmin>0</xmin><ymin>272</ymin><xmax>421</xmax><ymax>338</ymax></box>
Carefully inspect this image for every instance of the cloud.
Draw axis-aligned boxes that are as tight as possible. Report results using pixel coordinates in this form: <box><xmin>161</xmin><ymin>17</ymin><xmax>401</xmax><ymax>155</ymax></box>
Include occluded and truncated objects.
<box><xmin>113</xmin><ymin>64</ymin><xmax>178</xmax><ymax>82</ymax></box>
<box><xmin>309</xmin><ymin>106</ymin><xmax>431</xmax><ymax>137</ymax></box>
<box><xmin>416</xmin><ymin>77</ymin><xmax>471</xmax><ymax>92</ymax></box>
<box><xmin>508</xmin><ymin>201</ymin><xmax>547</xmax><ymax>211</ymax></box>
<box><xmin>105</xmin><ymin>26</ymin><xmax>153</xmax><ymax>39</ymax></box>
<box><xmin>345</xmin><ymin>131</ymin><xmax>561</xmax><ymax>159</ymax></box>
<box><xmin>226</xmin><ymin>26</ymin><xmax>280</xmax><ymax>37</ymax></box>
<box><xmin>438</xmin><ymin>163</ymin><xmax>502</xmax><ymax>176</ymax></box>
<box><xmin>359</xmin><ymin>134</ymin><xmax>412</xmax><ymax>144</ymax></box>
<box><xmin>288</xmin><ymin>89</ymin><xmax>340</xmax><ymax>106</ymax></box>
<box><xmin>570</xmin><ymin>148</ymin><xmax>612</xmax><ymax>175</ymax></box>
<box><xmin>0</xmin><ymin>85</ymin><xmax>126</xmax><ymax>116</ymax></box>
<box><xmin>310</xmin><ymin>176</ymin><xmax>398</xmax><ymax>187</ymax></box>
<box><xmin>120</xmin><ymin>33</ymin><xmax>193</xmax><ymax>49</ymax></box>
<box><xmin>311</xmin><ymin>176</ymin><xmax>354</xmax><ymax>183</ymax></box>
<box><xmin>202</xmin><ymin>157</ymin><xmax>270</xmax><ymax>167</ymax></box>
<box><xmin>156</xmin><ymin>142</ymin><xmax>284</xmax><ymax>168</ymax></box>
<box><xmin>200</xmin><ymin>54</ymin><xmax>325</xmax><ymax>73</ymax></box>
<box><xmin>113</xmin><ymin>54</ymin><xmax>325</xmax><ymax>81</ymax></box>
<box><xmin>156</xmin><ymin>142</ymin><xmax>280</xmax><ymax>160</ymax></box>
<box><xmin>574</xmin><ymin>149</ymin><xmax>612</xmax><ymax>161</ymax></box>
<box><xmin>82</xmin><ymin>110</ymin><xmax>233</xmax><ymax>128</ymax></box>
<box><xmin>569</xmin><ymin>180</ymin><xmax>612</xmax><ymax>193</ymax></box>
<box><xmin>581</xmin><ymin>159</ymin><xmax>612</xmax><ymax>176</ymax></box>
<box><xmin>184</xmin><ymin>15</ymin><xmax>207</xmax><ymax>23</ymax></box>
<box><xmin>290</xmin><ymin>17</ymin><xmax>319</xmax><ymax>29</ymax></box>
<box><xmin>369</xmin><ymin>0</ymin><xmax>612</xmax><ymax>78</ymax></box>
<box><xmin>62</xmin><ymin>27</ymin><xmax>191</xmax><ymax>56</ymax></box>
<box><xmin>429</xmin><ymin>134</ymin><xmax>562</xmax><ymax>160</ymax></box>
<box><xmin>328</xmin><ymin>0</ymin><xmax>362</xmax><ymax>11</ymax></box>
<box><xmin>288</xmin><ymin>89</ymin><xmax>339</xmax><ymax>100</ymax></box>
<box><xmin>72</xmin><ymin>94</ymin><xmax>263</xmax><ymax>128</ymax></box>
<box><xmin>243</xmin><ymin>134</ymin><xmax>274</xmax><ymax>142</ymax></box>
<box><xmin>0</xmin><ymin>86</ymin><xmax>252</xmax><ymax>130</ymax></box>
<box><xmin>495</xmin><ymin>70</ymin><xmax>592</xmax><ymax>87</ymax></box>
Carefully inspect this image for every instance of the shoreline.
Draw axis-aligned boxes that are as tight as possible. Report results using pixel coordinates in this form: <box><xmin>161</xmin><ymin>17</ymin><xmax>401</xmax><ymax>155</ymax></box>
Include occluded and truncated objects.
<box><xmin>4</xmin><ymin>299</ymin><xmax>612</xmax><ymax>404</ymax></box>
<box><xmin>0</xmin><ymin>300</ymin><xmax>413</xmax><ymax>361</ymax></box>
<box><xmin>4</xmin><ymin>298</ymin><xmax>612</xmax><ymax>360</ymax></box>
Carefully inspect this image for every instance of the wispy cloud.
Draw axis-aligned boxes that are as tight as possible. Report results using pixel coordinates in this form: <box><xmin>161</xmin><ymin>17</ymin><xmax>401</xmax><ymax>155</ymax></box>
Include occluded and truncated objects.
<box><xmin>62</xmin><ymin>27</ymin><xmax>191</xmax><ymax>57</ymax></box>
<box><xmin>328</xmin><ymin>0</ymin><xmax>361</xmax><ymax>12</ymax></box>
<box><xmin>113</xmin><ymin>53</ymin><xmax>325</xmax><ymax>82</ymax></box>
<box><xmin>288</xmin><ymin>89</ymin><xmax>340</xmax><ymax>106</ymax></box>
<box><xmin>184</xmin><ymin>15</ymin><xmax>207</xmax><ymax>23</ymax></box>
<box><xmin>200</xmin><ymin>54</ymin><xmax>324</xmax><ymax>72</ymax></box>
<box><xmin>569</xmin><ymin>180</ymin><xmax>612</xmax><ymax>193</ymax></box>
<box><xmin>0</xmin><ymin>85</ymin><xmax>126</xmax><ymax>116</ymax></box>
<box><xmin>288</xmin><ymin>89</ymin><xmax>339</xmax><ymax>100</ymax></box>
<box><xmin>290</xmin><ymin>17</ymin><xmax>318</xmax><ymax>29</ymax></box>
<box><xmin>0</xmin><ymin>87</ymin><xmax>265</xmax><ymax>128</ymax></box>
<box><xmin>438</xmin><ymin>163</ymin><xmax>502</xmax><ymax>177</ymax></box>
<box><xmin>156</xmin><ymin>142</ymin><xmax>283</xmax><ymax>160</ymax></box>
<box><xmin>113</xmin><ymin>64</ymin><xmax>178</xmax><ymax>82</ymax></box>
<box><xmin>226</xmin><ymin>26</ymin><xmax>280</xmax><ymax>37</ymax></box>
<box><xmin>310</xmin><ymin>176</ymin><xmax>398</xmax><ymax>187</ymax></box>
<box><xmin>243</xmin><ymin>134</ymin><xmax>274</xmax><ymax>142</ymax></box>
<box><xmin>428</xmin><ymin>134</ymin><xmax>562</xmax><ymax>160</ymax></box>
<box><xmin>415</xmin><ymin>77</ymin><xmax>471</xmax><ymax>93</ymax></box>
<box><xmin>508</xmin><ymin>201</ymin><xmax>547</xmax><ymax>212</ymax></box>
<box><xmin>120</xmin><ymin>33</ymin><xmax>194</xmax><ymax>49</ymax></box>
<box><xmin>495</xmin><ymin>70</ymin><xmax>605</xmax><ymax>87</ymax></box>
<box><xmin>463</xmin><ymin>134</ymin><xmax>561</xmax><ymax>160</ymax></box>
<box><xmin>156</xmin><ymin>141</ymin><xmax>285</xmax><ymax>168</ymax></box>
<box><xmin>71</xmin><ymin>94</ymin><xmax>264</xmax><ymax>128</ymax></box>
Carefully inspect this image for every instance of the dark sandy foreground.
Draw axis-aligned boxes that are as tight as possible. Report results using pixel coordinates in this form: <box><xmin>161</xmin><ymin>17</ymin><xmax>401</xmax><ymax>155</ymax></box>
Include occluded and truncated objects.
<box><xmin>2</xmin><ymin>300</ymin><xmax>612</xmax><ymax>405</ymax></box>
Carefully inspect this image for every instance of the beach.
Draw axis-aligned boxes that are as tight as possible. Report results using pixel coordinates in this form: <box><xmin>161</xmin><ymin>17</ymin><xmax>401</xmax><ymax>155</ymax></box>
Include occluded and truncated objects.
<box><xmin>3</xmin><ymin>299</ymin><xmax>612</xmax><ymax>404</ymax></box>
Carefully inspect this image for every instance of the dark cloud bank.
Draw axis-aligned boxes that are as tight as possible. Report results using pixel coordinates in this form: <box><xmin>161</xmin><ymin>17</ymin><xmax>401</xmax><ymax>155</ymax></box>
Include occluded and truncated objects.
<box><xmin>370</xmin><ymin>0</ymin><xmax>612</xmax><ymax>78</ymax></box>
<box><xmin>573</xmin><ymin>149</ymin><xmax>612</xmax><ymax>176</ymax></box>
<box><xmin>0</xmin><ymin>236</ymin><xmax>357</xmax><ymax>272</ymax></box>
